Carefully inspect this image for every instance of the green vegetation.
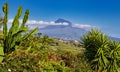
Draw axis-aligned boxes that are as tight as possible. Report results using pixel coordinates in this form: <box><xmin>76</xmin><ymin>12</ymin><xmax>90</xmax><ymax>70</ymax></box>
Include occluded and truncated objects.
<box><xmin>0</xmin><ymin>13</ymin><xmax>3</xmax><ymax>28</ymax></box>
<box><xmin>82</xmin><ymin>29</ymin><xmax>110</xmax><ymax>71</ymax></box>
<box><xmin>2</xmin><ymin>3</ymin><xmax>38</xmax><ymax>54</ymax></box>
<box><xmin>0</xmin><ymin>3</ymin><xmax>120</xmax><ymax>72</ymax></box>
<box><xmin>82</xmin><ymin>29</ymin><xmax>120</xmax><ymax>72</ymax></box>
<box><xmin>0</xmin><ymin>35</ymin><xmax>90</xmax><ymax>72</ymax></box>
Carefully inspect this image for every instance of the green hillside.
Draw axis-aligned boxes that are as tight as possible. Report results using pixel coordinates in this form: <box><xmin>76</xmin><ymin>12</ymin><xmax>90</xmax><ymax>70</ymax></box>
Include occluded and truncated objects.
<box><xmin>0</xmin><ymin>35</ymin><xmax>91</xmax><ymax>72</ymax></box>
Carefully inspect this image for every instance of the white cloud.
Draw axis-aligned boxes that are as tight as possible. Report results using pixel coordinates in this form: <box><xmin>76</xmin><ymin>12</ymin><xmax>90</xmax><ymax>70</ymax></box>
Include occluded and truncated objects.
<box><xmin>8</xmin><ymin>19</ymin><xmax>69</xmax><ymax>26</ymax></box>
<box><xmin>72</xmin><ymin>24</ymin><xmax>95</xmax><ymax>30</ymax></box>
<box><xmin>8</xmin><ymin>19</ymin><xmax>95</xmax><ymax>30</ymax></box>
<box><xmin>8</xmin><ymin>19</ymin><xmax>14</xmax><ymax>23</ymax></box>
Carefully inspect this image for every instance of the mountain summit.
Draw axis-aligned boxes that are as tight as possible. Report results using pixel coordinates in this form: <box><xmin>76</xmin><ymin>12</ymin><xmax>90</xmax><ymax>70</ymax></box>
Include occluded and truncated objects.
<box><xmin>28</xmin><ymin>18</ymin><xmax>120</xmax><ymax>41</ymax></box>
<box><xmin>38</xmin><ymin>18</ymin><xmax>87</xmax><ymax>41</ymax></box>
<box><xmin>55</xmin><ymin>18</ymin><xmax>72</xmax><ymax>27</ymax></box>
<box><xmin>28</xmin><ymin>18</ymin><xmax>89</xmax><ymax>41</ymax></box>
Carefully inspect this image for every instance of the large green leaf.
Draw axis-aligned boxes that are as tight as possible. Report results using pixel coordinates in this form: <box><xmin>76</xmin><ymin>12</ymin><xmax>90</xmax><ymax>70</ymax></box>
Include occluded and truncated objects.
<box><xmin>2</xmin><ymin>3</ymin><xmax>8</xmax><ymax>37</ymax></box>
<box><xmin>0</xmin><ymin>47</ymin><xmax>4</xmax><ymax>62</ymax></box>
<box><xmin>2</xmin><ymin>3</ymin><xmax>38</xmax><ymax>54</ymax></box>
<box><xmin>22</xmin><ymin>27</ymin><xmax>38</xmax><ymax>40</ymax></box>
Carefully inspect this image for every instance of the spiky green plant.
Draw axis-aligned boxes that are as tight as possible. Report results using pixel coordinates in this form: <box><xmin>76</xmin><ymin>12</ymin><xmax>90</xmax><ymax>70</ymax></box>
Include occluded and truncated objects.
<box><xmin>2</xmin><ymin>3</ymin><xmax>38</xmax><ymax>54</ymax></box>
<box><xmin>106</xmin><ymin>41</ymin><xmax>120</xmax><ymax>72</ymax></box>
<box><xmin>0</xmin><ymin>14</ymin><xmax>3</xmax><ymax>28</ymax></box>
<box><xmin>82</xmin><ymin>29</ymin><xmax>110</xmax><ymax>71</ymax></box>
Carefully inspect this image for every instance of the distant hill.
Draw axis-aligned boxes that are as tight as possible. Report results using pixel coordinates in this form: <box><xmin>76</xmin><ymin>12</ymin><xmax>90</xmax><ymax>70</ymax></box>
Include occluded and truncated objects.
<box><xmin>28</xmin><ymin>18</ymin><xmax>120</xmax><ymax>41</ymax></box>
<box><xmin>110</xmin><ymin>37</ymin><xmax>120</xmax><ymax>42</ymax></box>
<box><xmin>39</xmin><ymin>18</ymin><xmax>87</xmax><ymax>41</ymax></box>
<box><xmin>40</xmin><ymin>26</ymin><xmax>86</xmax><ymax>41</ymax></box>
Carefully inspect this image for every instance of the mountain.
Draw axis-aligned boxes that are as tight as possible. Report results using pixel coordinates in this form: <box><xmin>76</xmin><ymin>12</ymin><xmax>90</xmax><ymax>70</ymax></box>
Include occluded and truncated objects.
<box><xmin>28</xmin><ymin>18</ymin><xmax>120</xmax><ymax>41</ymax></box>
<box><xmin>40</xmin><ymin>26</ymin><xmax>86</xmax><ymax>41</ymax></box>
<box><xmin>110</xmin><ymin>37</ymin><xmax>120</xmax><ymax>42</ymax></box>
<box><xmin>39</xmin><ymin>18</ymin><xmax>72</xmax><ymax>30</ymax></box>
<box><xmin>39</xmin><ymin>18</ymin><xmax>87</xmax><ymax>41</ymax></box>
<box><xmin>55</xmin><ymin>18</ymin><xmax>72</xmax><ymax>27</ymax></box>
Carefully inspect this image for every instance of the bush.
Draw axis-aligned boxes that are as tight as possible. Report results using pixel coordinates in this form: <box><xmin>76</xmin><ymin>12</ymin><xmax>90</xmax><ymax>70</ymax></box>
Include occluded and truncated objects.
<box><xmin>82</xmin><ymin>29</ymin><xmax>110</xmax><ymax>71</ymax></box>
<box><xmin>0</xmin><ymin>50</ymin><xmax>41</xmax><ymax>72</ymax></box>
<box><xmin>0</xmin><ymin>50</ymin><xmax>71</xmax><ymax>72</ymax></box>
<box><xmin>82</xmin><ymin>29</ymin><xmax>120</xmax><ymax>71</ymax></box>
<box><xmin>40</xmin><ymin>61</ymin><xmax>70</xmax><ymax>72</ymax></box>
<box><xmin>106</xmin><ymin>41</ymin><xmax>120</xmax><ymax>72</ymax></box>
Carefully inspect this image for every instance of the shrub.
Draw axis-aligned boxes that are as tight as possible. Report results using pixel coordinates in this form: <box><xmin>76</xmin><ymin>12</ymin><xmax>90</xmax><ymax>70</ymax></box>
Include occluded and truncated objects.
<box><xmin>40</xmin><ymin>61</ymin><xmax>70</xmax><ymax>72</ymax></box>
<box><xmin>0</xmin><ymin>50</ymin><xmax>70</xmax><ymax>72</ymax></box>
<box><xmin>0</xmin><ymin>50</ymin><xmax>41</xmax><ymax>72</ymax></box>
<box><xmin>106</xmin><ymin>41</ymin><xmax>120</xmax><ymax>72</ymax></box>
<box><xmin>82</xmin><ymin>29</ymin><xmax>110</xmax><ymax>71</ymax></box>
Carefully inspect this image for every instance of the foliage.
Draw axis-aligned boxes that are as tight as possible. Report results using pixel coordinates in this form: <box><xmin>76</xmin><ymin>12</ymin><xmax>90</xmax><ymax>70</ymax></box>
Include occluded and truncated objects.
<box><xmin>40</xmin><ymin>61</ymin><xmax>70</xmax><ymax>72</ymax></box>
<box><xmin>0</xmin><ymin>47</ymin><xmax>4</xmax><ymax>62</ymax></box>
<box><xmin>2</xmin><ymin>3</ymin><xmax>38</xmax><ymax>54</ymax></box>
<box><xmin>0</xmin><ymin>50</ymin><xmax>41</xmax><ymax>72</ymax></box>
<box><xmin>82</xmin><ymin>29</ymin><xmax>120</xmax><ymax>72</ymax></box>
<box><xmin>0</xmin><ymin>30</ymin><xmax>3</xmax><ymax>46</ymax></box>
<box><xmin>35</xmin><ymin>32</ymin><xmax>42</xmax><ymax>38</ymax></box>
<box><xmin>0</xmin><ymin>50</ymin><xmax>70</xmax><ymax>72</ymax></box>
<box><xmin>2</xmin><ymin>2</ymin><xmax>120</xmax><ymax>72</ymax></box>
<box><xmin>40</xmin><ymin>35</ymin><xmax>54</xmax><ymax>49</ymax></box>
<box><xmin>106</xmin><ymin>41</ymin><xmax>120</xmax><ymax>72</ymax></box>
<box><xmin>82</xmin><ymin>29</ymin><xmax>108</xmax><ymax>59</ymax></box>
<box><xmin>0</xmin><ymin>14</ymin><xmax>3</xmax><ymax>28</ymax></box>
<box><xmin>0</xmin><ymin>34</ymin><xmax>91</xmax><ymax>72</ymax></box>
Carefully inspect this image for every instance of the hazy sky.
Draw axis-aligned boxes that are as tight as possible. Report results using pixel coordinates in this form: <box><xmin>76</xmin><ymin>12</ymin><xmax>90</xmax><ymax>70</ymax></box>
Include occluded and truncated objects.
<box><xmin>0</xmin><ymin>0</ymin><xmax>120</xmax><ymax>37</ymax></box>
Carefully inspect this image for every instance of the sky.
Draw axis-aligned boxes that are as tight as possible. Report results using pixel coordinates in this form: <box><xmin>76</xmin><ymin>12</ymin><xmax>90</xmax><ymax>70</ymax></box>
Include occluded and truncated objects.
<box><xmin>0</xmin><ymin>0</ymin><xmax>120</xmax><ymax>37</ymax></box>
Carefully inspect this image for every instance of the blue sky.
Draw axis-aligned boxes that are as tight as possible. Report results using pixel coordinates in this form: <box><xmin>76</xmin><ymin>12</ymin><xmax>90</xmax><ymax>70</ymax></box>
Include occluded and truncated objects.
<box><xmin>0</xmin><ymin>0</ymin><xmax>120</xmax><ymax>37</ymax></box>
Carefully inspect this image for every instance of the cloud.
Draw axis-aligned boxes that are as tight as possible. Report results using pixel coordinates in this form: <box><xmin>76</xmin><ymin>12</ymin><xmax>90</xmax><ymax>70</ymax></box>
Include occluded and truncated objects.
<box><xmin>8</xmin><ymin>19</ymin><xmax>69</xmax><ymax>25</ymax></box>
<box><xmin>72</xmin><ymin>24</ymin><xmax>95</xmax><ymax>30</ymax></box>
<box><xmin>8</xmin><ymin>19</ymin><xmax>95</xmax><ymax>30</ymax></box>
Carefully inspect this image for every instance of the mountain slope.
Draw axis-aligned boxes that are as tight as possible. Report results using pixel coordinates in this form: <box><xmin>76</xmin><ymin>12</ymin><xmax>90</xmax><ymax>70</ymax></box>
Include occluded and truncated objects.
<box><xmin>39</xmin><ymin>18</ymin><xmax>87</xmax><ymax>41</ymax></box>
<box><xmin>40</xmin><ymin>26</ymin><xmax>86</xmax><ymax>41</ymax></box>
<box><xmin>28</xmin><ymin>18</ymin><xmax>120</xmax><ymax>41</ymax></box>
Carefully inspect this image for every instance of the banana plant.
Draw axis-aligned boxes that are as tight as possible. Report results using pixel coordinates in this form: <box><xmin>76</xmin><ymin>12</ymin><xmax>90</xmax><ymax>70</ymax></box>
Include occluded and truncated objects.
<box><xmin>2</xmin><ymin>3</ymin><xmax>38</xmax><ymax>54</ymax></box>
<box><xmin>0</xmin><ymin>14</ymin><xmax>3</xmax><ymax>28</ymax></box>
